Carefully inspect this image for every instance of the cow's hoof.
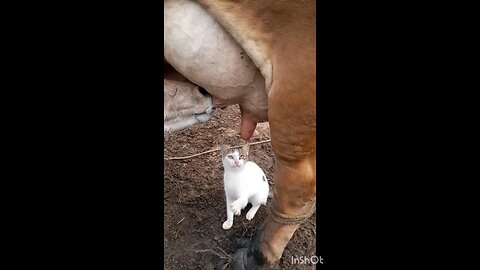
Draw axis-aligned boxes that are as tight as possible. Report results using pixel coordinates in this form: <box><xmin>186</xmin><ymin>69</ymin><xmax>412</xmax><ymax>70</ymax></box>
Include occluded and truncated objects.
<box><xmin>232</xmin><ymin>248</ymin><xmax>246</xmax><ymax>270</ymax></box>
<box><xmin>232</xmin><ymin>248</ymin><xmax>265</xmax><ymax>270</ymax></box>
<box><xmin>233</xmin><ymin>238</ymin><xmax>250</xmax><ymax>249</ymax></box>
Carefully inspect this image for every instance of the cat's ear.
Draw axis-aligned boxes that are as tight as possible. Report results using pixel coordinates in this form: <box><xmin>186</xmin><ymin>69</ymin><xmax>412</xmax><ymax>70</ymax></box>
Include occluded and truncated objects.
<box><xmin>220</xmin><ymin>145</ymin><xmax>229</xmax><ymax>158</ymax></box>
<box><xmin>242</xmin><ymin>142</ymin><xmax>250</xmax><ymax>156</ymax></box>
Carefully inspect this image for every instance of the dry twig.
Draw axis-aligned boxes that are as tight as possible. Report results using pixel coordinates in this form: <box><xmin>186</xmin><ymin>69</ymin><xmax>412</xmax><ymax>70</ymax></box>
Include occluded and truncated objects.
<box><xmin>192</xmin><ymin>249</ymin><xmax>230</xmax><ymax>260</ymax></box>
<box><xmin>165</xmin><ymin>139</ymin><xmax>271</xmax><ymax>160</ymax></box>
<box><xmin>174</xmin><ymin>227</ymin><xmax>182</xmax><ymax>239</ymax></box>
<box><xmin>221</xmin><ymin>263</ymin><xmax>229</xmax><ymax>270</ymax></box>
<box><xmin>215</xmin><ymin>246</ymin><xmax>232</xmax><ymax>258</ymax></box>
<box><xmin>176</xmin><ymin>217</ymin><xmax>185</xmax><ymax>225</ymax></box>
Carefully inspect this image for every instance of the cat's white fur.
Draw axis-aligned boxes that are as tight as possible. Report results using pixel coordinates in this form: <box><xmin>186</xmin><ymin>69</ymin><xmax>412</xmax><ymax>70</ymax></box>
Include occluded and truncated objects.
<box><xmin>221</xmin><ymin>143</ymin><xmax>269</xmax><ymax>230</ymax></box>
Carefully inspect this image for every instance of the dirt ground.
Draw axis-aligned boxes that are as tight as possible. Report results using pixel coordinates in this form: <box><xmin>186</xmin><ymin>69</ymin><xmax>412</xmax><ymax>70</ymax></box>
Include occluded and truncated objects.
<box><xmin>164</xmin><ymin>106</ymin><xmax>316</xmax><ymax>269</ymax></box>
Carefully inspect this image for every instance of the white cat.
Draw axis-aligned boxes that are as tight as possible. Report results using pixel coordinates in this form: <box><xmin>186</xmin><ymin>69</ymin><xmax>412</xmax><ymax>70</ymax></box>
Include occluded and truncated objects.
<box><xmin>220</xmin><ymin>143</ymin><xmax>269</xmax><ymax>230</ymax></box>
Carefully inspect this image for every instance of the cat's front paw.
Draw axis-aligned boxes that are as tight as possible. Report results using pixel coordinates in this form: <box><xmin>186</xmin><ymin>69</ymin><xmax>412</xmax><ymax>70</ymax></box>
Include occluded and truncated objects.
<box><xmin>230</xmin><ymin>202</ymin><xmax>242</xmax><ymax>216</ymax></box>
<box><xmin>222</xmin><ymin>220</ymin><xmax>233</xmax><ymax>230</ymax></box>
<box><xmin>245</xmin><ymin>211</ymin><xmax>255</xmax><ymax>220</ymax></box>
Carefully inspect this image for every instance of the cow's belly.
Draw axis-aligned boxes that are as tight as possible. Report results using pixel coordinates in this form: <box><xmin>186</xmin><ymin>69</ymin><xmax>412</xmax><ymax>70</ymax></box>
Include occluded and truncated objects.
<box><xmin>164</xmin><ymin>0</ymin><xmax>268</xmax><ymax>125</ymax></box>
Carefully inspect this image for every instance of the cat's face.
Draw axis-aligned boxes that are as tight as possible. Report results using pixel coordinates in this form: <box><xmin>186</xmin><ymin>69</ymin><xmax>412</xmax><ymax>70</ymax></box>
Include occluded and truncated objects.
<box><xmin>220</xmin><ymin>143</ymin><xmax>250</xmax><ymax>169</ymax></box>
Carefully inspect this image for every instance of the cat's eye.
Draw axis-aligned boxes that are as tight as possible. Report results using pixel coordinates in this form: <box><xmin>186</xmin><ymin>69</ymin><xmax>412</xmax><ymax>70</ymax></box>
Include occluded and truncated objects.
<box><xmin>240</xmin><ymin>155</ymin><xmax>245</xmax><ymax>159</ymax></box>
<box><xmin>227</xmin><ymin>155</ymin><xmax>234</xmax><ymax>159</ymax></box>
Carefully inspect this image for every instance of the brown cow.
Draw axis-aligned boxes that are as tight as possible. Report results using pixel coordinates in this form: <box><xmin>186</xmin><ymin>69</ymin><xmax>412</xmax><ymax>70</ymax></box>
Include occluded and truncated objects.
<box><xmin>164</xmin><ymin>0</ymin><xmax>316</xmax><ymax>268</ymax></box>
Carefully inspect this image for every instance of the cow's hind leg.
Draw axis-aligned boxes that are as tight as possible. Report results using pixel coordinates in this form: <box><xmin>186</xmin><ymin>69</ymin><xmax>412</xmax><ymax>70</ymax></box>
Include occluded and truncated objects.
<box><xmin>232</xmin><ymin>79</ymin><xmax>316</xmax><ymax>268</ymax></box>
<box><xmin>232</xmin><ymin>155</ymin><xmax>316</xmax><ymax>269</ymax></box>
